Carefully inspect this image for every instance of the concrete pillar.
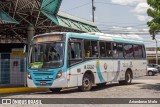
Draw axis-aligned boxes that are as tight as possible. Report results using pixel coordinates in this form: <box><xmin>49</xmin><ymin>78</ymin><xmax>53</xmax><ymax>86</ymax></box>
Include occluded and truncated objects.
<box><xmin>27</xmin><ymin>25</ymin><xmax>35</xmax><ymax>44</ymax></box>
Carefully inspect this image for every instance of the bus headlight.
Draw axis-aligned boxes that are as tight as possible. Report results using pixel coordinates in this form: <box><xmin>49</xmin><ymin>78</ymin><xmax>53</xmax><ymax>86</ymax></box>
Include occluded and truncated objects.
<box><xmin>56</xmin><ymin>70</ymin><xmax>62</xmax><ymax>79</ymax></box>
<box><xmin>27</xmin><ymin>72</ymin><xmax>32</xmax><ymax>79</ymax></box>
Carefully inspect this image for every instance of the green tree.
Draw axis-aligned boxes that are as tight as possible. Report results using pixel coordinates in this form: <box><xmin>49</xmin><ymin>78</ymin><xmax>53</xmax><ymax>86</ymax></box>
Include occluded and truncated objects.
<box><xmin>147</xmin><ymin>0</ymin><xmax>160</xmax><ymax>36</ymax></box>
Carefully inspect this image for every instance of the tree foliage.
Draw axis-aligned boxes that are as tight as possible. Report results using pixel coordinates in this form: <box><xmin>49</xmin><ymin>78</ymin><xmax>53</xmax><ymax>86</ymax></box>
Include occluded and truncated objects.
<box><xmin>147</xmin><ymin>0</ymin><xmax>160</xmax><ymax>35</ymax></box>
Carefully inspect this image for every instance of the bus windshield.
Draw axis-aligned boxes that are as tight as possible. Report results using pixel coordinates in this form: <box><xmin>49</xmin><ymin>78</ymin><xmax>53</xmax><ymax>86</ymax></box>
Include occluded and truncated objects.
<box><xmin>29</xmin><ymin>42</ymin><xmax>64</xmax><ymax>69</ymax></box>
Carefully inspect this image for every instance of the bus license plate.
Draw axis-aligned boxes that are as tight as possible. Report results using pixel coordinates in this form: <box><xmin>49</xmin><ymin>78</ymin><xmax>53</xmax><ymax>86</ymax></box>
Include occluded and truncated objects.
<box><xmin>40</xmin><ymin>82</ymin><xmax>46</xmax><ymax>85</ymax></box>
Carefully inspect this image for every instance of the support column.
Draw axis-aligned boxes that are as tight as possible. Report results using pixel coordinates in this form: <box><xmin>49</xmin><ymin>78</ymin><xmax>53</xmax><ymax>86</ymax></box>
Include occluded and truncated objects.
<box><xmin>27</xmin><ymin>25</ymin><xmax>35</xmax><ymax>44</ymax></box>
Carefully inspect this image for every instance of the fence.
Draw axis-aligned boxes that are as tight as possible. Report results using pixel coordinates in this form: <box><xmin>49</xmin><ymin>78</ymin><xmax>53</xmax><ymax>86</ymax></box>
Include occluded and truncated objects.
<box><xmin>0</xmin><ymin>53</ymin><xmax>27</xmax><ymax>87</ymax></box>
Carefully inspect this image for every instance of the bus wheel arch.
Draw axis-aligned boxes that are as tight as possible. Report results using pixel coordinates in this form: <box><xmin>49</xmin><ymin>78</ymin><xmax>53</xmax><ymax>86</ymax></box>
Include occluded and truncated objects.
<box><xmin>126</xmin><ymin>68</ymin><xmax>133</xmax><ymax>79</ymax></box>
<box><xmin>84</xmin><ymin>70</ymin><xmax>95</xmax><ymax>84</ymax></box>
<box><xmin>119</xmin><ymin>68</ymin><xmax>133</xmax><ymax>85</ymax></box>
<box><xmin>78</xmin><ymin>70</ymin><xmax>95</xmax><ymax>91</ymax></box>
<box><xmin>125</xmin><ymin>68</ymin><xmax>133</xmax><ymax>84</ymax></box>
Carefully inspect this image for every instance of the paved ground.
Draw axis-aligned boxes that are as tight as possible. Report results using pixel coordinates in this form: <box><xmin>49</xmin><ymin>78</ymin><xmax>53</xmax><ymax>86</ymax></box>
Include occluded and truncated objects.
<box><xmin>1</xmin><ymin>74</ymin><xmax>160</xmax><ymax>107</ymax></box>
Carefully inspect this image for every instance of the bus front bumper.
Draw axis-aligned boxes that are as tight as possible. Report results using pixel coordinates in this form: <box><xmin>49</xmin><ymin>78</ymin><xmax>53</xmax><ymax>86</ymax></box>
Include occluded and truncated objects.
<box><xmin>27</xmin><ymin>77</ymin><xmax>68</xmax><ymax>88</ymax></box>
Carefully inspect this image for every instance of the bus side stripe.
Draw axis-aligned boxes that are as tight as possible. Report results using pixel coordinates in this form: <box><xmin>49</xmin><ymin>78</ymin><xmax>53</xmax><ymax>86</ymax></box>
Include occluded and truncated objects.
<box><xmin>96</xmin><ymin>60</ymin><xmax>105</xmax><ymax>82</ymax></box>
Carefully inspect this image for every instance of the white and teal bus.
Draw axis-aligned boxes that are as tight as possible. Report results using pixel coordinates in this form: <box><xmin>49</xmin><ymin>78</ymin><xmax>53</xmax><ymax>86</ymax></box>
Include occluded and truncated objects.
<box><xmin>27</xmin><ymin>32</ymin><xmax>147</xmax><ymax>92</ymax></box>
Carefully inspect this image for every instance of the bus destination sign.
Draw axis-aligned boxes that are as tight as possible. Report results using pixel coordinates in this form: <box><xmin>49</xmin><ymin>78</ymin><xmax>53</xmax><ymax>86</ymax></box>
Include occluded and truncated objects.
<box><xmin>35</xmin><ymin>35</ymin><xmax>63</xmax><ymax>43</ymax></box>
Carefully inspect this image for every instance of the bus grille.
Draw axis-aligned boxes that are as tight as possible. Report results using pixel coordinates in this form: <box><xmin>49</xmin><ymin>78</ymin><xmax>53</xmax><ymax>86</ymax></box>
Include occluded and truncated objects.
<box><xmin>32</xmin><ymin>72</ymin><xmax>55</xmax><ymax>86</ymax></box>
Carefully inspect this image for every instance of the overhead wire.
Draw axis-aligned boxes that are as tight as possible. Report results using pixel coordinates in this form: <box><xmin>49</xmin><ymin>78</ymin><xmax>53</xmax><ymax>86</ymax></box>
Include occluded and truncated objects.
<box><xmin>61</xmin><ymin>1</ymin><xmax>151</xmax><ymax>35</ymax></box>
<box><xmin>63</xmin><ymin>2</ymin><xmax>91</xmax><ymax>12</ymax></box>
<box><xmin>95</xmin><ymin>2</ymin><xmax>136</xmax><ymax>8</ymax></box>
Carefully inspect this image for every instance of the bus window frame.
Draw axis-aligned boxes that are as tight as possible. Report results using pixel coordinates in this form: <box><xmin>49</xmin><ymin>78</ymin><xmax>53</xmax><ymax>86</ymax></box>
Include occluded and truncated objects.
<box><xmin>28</xmin><ymin>41</ymin><xmax>65</xmax><ymax>69</ymax></box>
<box><xmin>123</xmin><ymin>43</ymin><xmax>134</xmax><ymax>59</ymax></box>
<box><xmin>99</xmin><ymin>41</ymin><xmax>107</xmax><ymax>58</ymax></box>
<box><xmin>133</xmin><ymin>44</ymin><xmax>144</xmax><ymax>59</ymax></box>
<box><xmin>112</xmin><ymin>42</ymin><xmax>125</xmax><ymax>59</ymax></box>
<box><xmin>99</xmin><ymin>41</ymin><xmax>113</xmax><ymax>59</ymax></box>
<box><xmin>142</xmin><ymin>45</ymin><xmax>146</xmax><ymax>59</ymax></box>
<box><xmin>67</xmin><ymin>38</ymin><xmax>83</xmax><ymax>67</ymax></box>
<box><xmin>84</xmin><ymin>39</ymin><xmax>99</xmax><ymax>59</ymax></box>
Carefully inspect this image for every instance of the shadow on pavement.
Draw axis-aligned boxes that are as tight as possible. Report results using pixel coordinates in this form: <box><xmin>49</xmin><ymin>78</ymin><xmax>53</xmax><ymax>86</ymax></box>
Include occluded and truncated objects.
<box><xmin>0</xmin><ymin>91</ymin><xmax>34</xmax><ymax>98</ymax></box>
<box><xmin>36</xmin><ymin>83</ymin><xmax>142</xmax><ymax>94</ymax></box>
<box><xmin>91</xmin><ymin>83</ymin><xmax>142</xmax><ymax>92</ymax></box>
<box><xmin>140</xmin><ymin>83</ymin><xmax>160</xmax><ymax>92</ymax></box>
<box><xmin>0</xmin><ymin>83</ymin><xmax>144</xmax><ymax>96</ymax></box>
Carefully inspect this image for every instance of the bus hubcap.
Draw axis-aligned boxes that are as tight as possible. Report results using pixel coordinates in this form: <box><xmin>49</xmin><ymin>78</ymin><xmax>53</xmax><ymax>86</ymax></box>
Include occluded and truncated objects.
<box><xmin>83</xmin><ymin>78</ymin><xmax>90</xmax><ymax>87</ymax></box>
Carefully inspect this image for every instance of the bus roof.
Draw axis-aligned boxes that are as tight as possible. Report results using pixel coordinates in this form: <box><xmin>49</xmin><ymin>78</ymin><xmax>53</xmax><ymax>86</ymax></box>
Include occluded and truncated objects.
<box><xmin>70</xmin><ymin>32</ymin><xmax>144</xmax><ymax>45</ymax></box>
<box><xmin>33</xmin><ymin>32</ymin><xmax>144</xmax><ymax>45</ymax></box>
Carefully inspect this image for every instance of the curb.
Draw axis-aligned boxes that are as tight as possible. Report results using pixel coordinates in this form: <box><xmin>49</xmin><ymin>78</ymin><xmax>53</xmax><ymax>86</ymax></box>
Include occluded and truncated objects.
<box><xmin>0</xmin><ymin>87</ymin><xmax>49</xmax><ymax>94</ymax></box>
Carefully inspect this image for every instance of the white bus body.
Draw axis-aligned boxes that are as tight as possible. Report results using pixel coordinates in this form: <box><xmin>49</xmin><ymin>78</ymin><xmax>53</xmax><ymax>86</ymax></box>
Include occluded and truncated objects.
<box><xmin>27</xmin><ymin>32</ymin><xmax>147</xmax><ymax>91</ymax></box>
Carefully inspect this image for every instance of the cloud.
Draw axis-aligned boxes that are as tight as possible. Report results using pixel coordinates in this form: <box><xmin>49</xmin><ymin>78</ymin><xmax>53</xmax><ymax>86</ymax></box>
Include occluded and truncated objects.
<box><xmin>126</xmin><ymin>27</ymin><xmax>133</xmax><ymax>30</ymax></box>
<box><xmin>121</xmin><ymin>34</ymin><xmax>144</xmax><ymax>40</ymax></box>
<box><xmin>112</xmin><ymin>26</ymin><xmax>122</xmax><ymax>30</ymax></box>
<box><xmin>110</xmin><ymin>26</ymin><xmax>139</xmax><ymax>32</ymax></box>
<box><xmin>135</xmin><ymin>15</ymin><xmax>148</xmax><ymax>21</ymax></box>
<box><xmin>111</xmin><ymin>0</ymin><xmax>149</xmax><ymax>21</ymax></box>
<box><xmin>111</xmin><ymin>0</ymin><xmax>146</xmax><ymax>5</ymax></box>
<box><xmin>142</xmin><ymin>28</ymin><xmax>149</xmax><ymax>32</ymax></box>
<box><xmin>133</xmin><ymin>2</ymin><xmax>149</xmax><ymax>14</ymax></box>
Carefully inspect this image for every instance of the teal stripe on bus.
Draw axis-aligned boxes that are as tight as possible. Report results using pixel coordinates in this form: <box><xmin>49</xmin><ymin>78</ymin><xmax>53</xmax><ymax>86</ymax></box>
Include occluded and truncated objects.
<box><xmin>67</xmin><ymin>59</ymin><xmax>105</xmax><ymax>83</ymax></box>
<box><xmin>96</xmin><ymin>60</ymin><xmax>105</xmax><ymax>82</ymax></box>
<box><xmin>67</xmin><ymin>60</ymin><xmax>95</xmax><ymax>71</ymax></box>
<box><xmin>69</xmin><ymin>33</ymin><xmax>99</xmax><ymax>40</ymax></box>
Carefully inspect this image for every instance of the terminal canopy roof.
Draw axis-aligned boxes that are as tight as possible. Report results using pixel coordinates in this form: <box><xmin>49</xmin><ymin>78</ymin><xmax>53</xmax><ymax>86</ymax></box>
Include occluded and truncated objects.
<box><xmin>0</xmin><ymin>10</ymin><xmax>19</xmax><ymax>24</ymax></box>
<box><xmin>0</xmin><ymin>0</ymin><xmax>100</xmax><ymax>38</ymax></box>
<box><xmin>40</xmin><ymin>0</ymin><xmax>100</xmax><ymax>32</ymax></box>
<box><xmin>41</xmin><ymin>0</ymin><xmax>62</xmax><ymax>15</ymax></box>
<box><xmin>42</xmin><ymin>11</ymin><xmax>100</xmax><ymax>32</ymax></box>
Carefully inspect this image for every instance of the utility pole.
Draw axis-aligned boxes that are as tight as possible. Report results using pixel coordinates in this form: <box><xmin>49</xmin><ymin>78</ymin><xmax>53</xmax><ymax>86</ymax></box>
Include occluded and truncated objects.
<box><xmin>155</xmin><ymin>38</ymin><xmax>158</xmax><ymax>64</ymax></box>
<box><xmin>153</xmin><ymin>33</ymin><xmax>158</xmax><ymax>64</ymax></box>
<box><xmin>92</xmin><ymin>0</ymin><xmax>95</xmax><ymax>22</ymax></box>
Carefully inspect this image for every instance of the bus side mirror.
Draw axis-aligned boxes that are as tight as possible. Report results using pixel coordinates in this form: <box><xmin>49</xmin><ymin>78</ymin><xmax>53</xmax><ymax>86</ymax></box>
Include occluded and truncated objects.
<box><xmin>23</xmin><ymin>45</ymin><xmax>27</xmax><ymax>53</ymax></box>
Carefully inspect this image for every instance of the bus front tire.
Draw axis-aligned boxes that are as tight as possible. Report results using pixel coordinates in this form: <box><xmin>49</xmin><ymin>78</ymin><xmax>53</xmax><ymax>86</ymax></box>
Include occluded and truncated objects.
<box><xmin>119</xmin><ymin>71</ymin><xmax>132</xmax><ymax>85</ymax></box>
<box><xmin>49</xmin><ymin>88</ymin><xmax>61</xmax><ymax>92</ymax></box>
<box><xmin>78</xmin><ymin>74</ymin><xmax>92</xmax><ymax>91</ymax></box>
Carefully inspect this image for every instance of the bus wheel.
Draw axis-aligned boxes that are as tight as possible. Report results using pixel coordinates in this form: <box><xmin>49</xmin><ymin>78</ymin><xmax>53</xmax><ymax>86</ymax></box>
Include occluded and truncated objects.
<box><xmin>119</xmin><ymin>71</ymin><xmax>132</xmax><ymax>85</ymax></box>
<box><xmin>79</xmin><ymin>74</ymin><xmax>92</xmax><ymax>91</ymax></box>
<box><xmin>49</xmin><ymin>88</ymin><xmax>61</xmax><ymax>92</ymax></box>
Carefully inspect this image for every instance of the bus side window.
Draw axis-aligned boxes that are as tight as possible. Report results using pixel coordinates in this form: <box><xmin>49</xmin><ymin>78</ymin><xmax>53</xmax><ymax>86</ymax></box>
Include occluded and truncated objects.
<box><xmin>68</xmin><ymin>41</ymin><xmax>82</xmax><ymax>66</ymax></box>
<box><xmin>106</xmin><ymin>42</ymin><xmax>112</xmax><ymax>58</ymax></box>
<box><xmin>113</xmin><ymin>43</ymin><xmax>118</xmax><ymax>58</ymax></box>
<box><xmin>124</xmin><ymin>44</ymin><xmax>134</xmax><ymax>59</ymax></box>
<box><xmin>68</xmin><ymin>43</ymin><xmax>75</xmax><ymax>59</ymax></box>
<box><xmin>84</xmin><ymin>40</ymin><xmax>91</xmax><ymax>58</ymax></box>
<box><xmin>134</xmin><ymin>45</ymin><xmax>143</xmax><ymax>58</ymax></box>
<box><xmin>117</xmin><ymin>43</ymin><xmax>124</xmax><ymax>58</ymax></box>
<box><xmin>142</xmin><ymin>45</ymin><xmax>146</xmax><ymax>58</ymax></box>
<box><xmin>100</xmin><ymin>42</ymin><xmax>106</xmax><ymax>57</ymax></box>
<box><xmin>91</xmin><ymin>41</ymin><xmax>98</xmax><ymax>58</ymax></box>
<box><xmin>68</xmin><ymin>42</ymin><xmax>82</xmax><ymax>59</ymax></box>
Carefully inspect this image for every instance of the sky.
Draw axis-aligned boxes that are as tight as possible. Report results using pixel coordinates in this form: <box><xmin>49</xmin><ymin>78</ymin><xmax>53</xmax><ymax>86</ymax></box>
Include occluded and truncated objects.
<box><xmin>59</xmin><ymin>0</ymin><xmax>160</xmax><ymax>47</ymax></box>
